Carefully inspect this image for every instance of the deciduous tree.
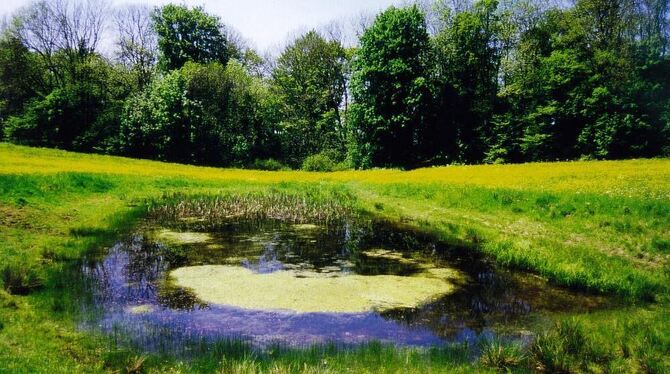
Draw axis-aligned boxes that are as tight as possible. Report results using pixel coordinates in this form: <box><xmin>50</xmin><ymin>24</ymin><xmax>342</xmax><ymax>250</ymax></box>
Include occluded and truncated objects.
<box><xmin>272</xmin><ymin>31</ymin><xmax>347</xmax><ymax>165</ymax></box>
<box><xmin>349</xmin><ymin>6</ymin><xmax>433</xmax><ymax>168</ymax></box>
<box><xmin>152</xmin><ymin>4</ymin><xmax>229</xmax><ymax>71</ymax></box>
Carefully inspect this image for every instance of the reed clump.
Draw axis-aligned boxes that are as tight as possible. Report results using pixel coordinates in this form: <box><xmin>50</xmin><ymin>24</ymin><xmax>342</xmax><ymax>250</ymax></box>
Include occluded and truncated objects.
<box><xmin>147</xmin><ymin>191</ymin><xmax>354</xmax><ymax>226</ymax></box>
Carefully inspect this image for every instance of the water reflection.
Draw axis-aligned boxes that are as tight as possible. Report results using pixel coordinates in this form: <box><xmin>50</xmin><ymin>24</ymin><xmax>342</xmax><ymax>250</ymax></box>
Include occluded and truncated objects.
<box><xmin>79</xmin><ymin>220</ymin><xmax>608</xmax><ymax>353</ymax></box>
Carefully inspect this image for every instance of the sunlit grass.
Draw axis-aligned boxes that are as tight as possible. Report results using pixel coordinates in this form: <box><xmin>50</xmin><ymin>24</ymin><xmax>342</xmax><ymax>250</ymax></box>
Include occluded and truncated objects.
<box><xmin>0</xmin><ymin>142</ymin><xmax>668</xmax><ymax>372</ymax></box>
<box><xmin>2</xmin><ymin>143</ymin><xmax>668</xmax><ymax>198</ymax></box>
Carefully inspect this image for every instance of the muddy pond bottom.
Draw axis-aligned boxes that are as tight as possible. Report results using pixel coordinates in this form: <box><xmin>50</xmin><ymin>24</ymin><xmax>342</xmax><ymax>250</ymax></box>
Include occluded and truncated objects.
<box><xmin>80</xmin><ymin>220</ymin><xmax>608</xmax><ymax>352</ymax></box>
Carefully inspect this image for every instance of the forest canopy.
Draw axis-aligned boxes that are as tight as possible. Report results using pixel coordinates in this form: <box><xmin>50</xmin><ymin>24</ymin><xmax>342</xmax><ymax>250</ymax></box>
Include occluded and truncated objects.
<box><xmin>1</xmin><ymin>0</ymin><xmax>669</xmax><ymax>169</ymax></box>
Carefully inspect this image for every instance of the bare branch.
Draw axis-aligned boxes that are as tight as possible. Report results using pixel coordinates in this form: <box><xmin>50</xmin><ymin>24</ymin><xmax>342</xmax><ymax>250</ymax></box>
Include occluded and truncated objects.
<box><xmin>114</xmin><ymin>3</ymin><xmax>157</xmax><ymax>78</ymax></box>
<box><xmin>11</xmin><ymin>0</ymin><xmax>109</xmax><ymax>82</ymax></box>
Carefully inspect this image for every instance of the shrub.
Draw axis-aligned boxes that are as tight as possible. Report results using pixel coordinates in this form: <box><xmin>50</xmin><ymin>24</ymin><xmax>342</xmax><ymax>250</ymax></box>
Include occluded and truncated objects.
<box><xmin>249</xmin><ymin>159</ymin><xmax>289</xmax><ymax>171</ymax></box>
<box><xmin>302</xmin><ymin>153</ymin><xmax>336</xmax><ymax>172</ymax></box>
<box><xmin>301</xmin><ymin>152</ymin><xmax>350</xmax><ymax>172</ymax></box>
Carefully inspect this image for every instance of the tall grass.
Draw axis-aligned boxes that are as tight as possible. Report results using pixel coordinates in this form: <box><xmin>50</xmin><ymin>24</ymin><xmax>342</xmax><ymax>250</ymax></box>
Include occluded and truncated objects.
<box><xmin>96</xmin><ymin>338</ymin><xmax>477</xmax><ymax>373</ymax></box>
<box><xmin>147</xmin><ymin>190</ymin><xmax>355</xmax><ymax>226</ymax></box>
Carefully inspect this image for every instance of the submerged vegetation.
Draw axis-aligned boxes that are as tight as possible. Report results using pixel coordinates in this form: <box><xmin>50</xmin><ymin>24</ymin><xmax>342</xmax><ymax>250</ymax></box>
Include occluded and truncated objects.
<box><xmin>0</xmin><ymin>144</ymin><xmax>668</xmax><ymax>372</ymax></box>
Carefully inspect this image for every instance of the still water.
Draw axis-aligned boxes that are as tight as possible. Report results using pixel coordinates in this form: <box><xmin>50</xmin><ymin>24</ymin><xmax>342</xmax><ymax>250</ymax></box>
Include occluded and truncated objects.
<box><xmin>79</xmin><ymin>219</ymin><xmax>608</xmax><ymax>353</ymax></box>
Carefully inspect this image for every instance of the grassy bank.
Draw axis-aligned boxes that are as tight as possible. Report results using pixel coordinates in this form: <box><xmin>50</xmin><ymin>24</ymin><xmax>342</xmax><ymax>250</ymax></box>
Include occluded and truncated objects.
<box><xmin>0</xmin><ymin>143</ymin><xmax>668</xmax><ymax>372</ymax></box>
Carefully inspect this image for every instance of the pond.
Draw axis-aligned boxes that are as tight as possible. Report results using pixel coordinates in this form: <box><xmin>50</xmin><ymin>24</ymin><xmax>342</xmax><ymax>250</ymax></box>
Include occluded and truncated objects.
<box><xmin>79</xmin><ymin>219</ymin><xmax>609</xmax><ymax>354</ymax></box>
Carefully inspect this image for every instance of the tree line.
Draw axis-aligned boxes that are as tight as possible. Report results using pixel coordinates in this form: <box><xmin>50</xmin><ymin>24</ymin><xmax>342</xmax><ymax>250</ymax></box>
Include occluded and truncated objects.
<box><xmin>1</xmin><ymin>0</ymin><xmax>668</xmax><ymax>170</ymax></box>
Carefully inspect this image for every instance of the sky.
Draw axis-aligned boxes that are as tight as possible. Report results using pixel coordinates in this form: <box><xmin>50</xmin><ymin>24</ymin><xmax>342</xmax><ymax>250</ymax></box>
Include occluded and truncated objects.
<box><xmin>0</xmin><ymin>0</ymin><xmax>403</xmax><ymax>51</ymax></box>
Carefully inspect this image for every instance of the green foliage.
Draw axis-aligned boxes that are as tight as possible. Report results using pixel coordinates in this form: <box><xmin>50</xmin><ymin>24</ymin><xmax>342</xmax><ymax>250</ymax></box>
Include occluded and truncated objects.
<box><xmin>303</xmin><ymin>149</ymin><xmax>351</xmax><ymax>172</ymax></box>
<box><xmin>0</xmin><ymin>36</ymin><xmax>43</xmax><ymax>130</ymax></box>
<box><xmin>349</xmin><ymin>6</ymin><xmax>434</xmax><ymax>168</ymax></box>
<box><xmin>181</xmin><ymin>61</ymin><xmax>274</xmax><ymax>165</ymax></box>
<box><xmin>301</xmin><ymin>153</ymin><xmax>337</xmax><ymax>172</ymax></box>
<box><xmin>3</xmin><ymin>0</ymin><xmax>670</xmax><ymax>168</ymax></box>
<box><xmin>119</xmin><ymin>68</ymin><xmax>199</xmax><ymax>162</ymax></box>
<box><xmin>494</xmin><ymin>1</ymin><xmax>670</xmax><ymax>162</ymax></box>
<box><xmin>249</xmin><ymin>159</ymin><xmax>289</xmax><ymax>171</ymax></box>
<box><xmin>272</xmin><ymin>31</ymin><xmax>348</xmax><ymax>166</ymax></box>
<box><xmin>152</xmin><ymin>4</ymin><xmax>229</xmax><ymax>71</ymax></box>
<box><xmin>3</xmin><ymin>53</ymin><xmax>130</xmax><ymax>152</ymax></box>
<box><xmin>433</xmin><ymin>0</ymin><xmax>502</xmax><ymax>163</ymax></box>
<box><xmin>119</xmin><ymin>61</ymin><xmax>273</xmax><ymax>165</ymax></box>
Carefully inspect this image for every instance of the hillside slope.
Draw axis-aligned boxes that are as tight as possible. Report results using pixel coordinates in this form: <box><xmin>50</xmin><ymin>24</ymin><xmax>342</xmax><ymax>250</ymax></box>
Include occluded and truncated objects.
<box><xmin>0</xmin><ymin>143</ymin><xmax>668</xmax><ymax>373</ymax></box>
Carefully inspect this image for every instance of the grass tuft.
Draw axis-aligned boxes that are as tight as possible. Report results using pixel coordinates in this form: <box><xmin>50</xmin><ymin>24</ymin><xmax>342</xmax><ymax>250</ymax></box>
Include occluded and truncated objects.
<box><xmin>529</xmin><ymin>319</ymin><xmax>607</xmax><ymax>373</ymax></box>
<box><xmin>478</xmin><ymin>339</ymin><xmax>525</xmax><ymax>371</ymax></box>
<box><xmin>1</xmin><ymin>262</ymin><xmax>44</xmax><ymax>295</ymax></box>
<box><xmin>217</xmin><ymin>355</ymin><xmax>262</xmax><ymax>374</ymax></box>
<box><xmin>125</xmin><ymin>354</ymin><xmax>147</xmax><ymax>374</ymax></box>
<box><xmin>530</xmin><ymin>332</ymin><xmax>577</xmax><ymax>373</ymax></box>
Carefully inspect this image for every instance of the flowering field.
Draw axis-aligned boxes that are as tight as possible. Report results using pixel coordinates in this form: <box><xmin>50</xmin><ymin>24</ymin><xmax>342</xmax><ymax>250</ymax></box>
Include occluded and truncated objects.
<box><xmin>2</xmin><ymin>143</ymin><xmax>668</xmax><ymax>198</ymax></box>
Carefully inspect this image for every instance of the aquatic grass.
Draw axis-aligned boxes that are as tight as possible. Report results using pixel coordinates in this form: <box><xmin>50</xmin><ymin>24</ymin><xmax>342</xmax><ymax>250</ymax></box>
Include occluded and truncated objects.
<box><xmin>147</xmin><ymin>190</ymin><xmax>355</xmax><ymax>227</ymax></box>
<box><xmin>235</xmin><ymin>341</ymin><xmax>479</xmax><ymax>373</ymax></box>
<box><xmin>99</xmin><ymin>335</ymin><xmax>481</xmax><ymax>373</ymax></box>
<box><xmin>217</xmin><ymin>356</ymin><xmax>264</xmax><ymax>374</ymax></box>
<box><xmin>530</xmin><ymin>331</ymin><xmax>576</xmax><ymax>373</ymax></box>
<box><xmin>554</xmin><ymin>320</ymin><xmax>588</xmax><ymax>356</ymax></box>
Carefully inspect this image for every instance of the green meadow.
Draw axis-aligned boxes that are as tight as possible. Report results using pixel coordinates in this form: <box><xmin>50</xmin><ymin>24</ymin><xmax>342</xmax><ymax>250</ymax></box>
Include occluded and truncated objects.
<box><xmin>0</xmin><ymin>143</ymin><xmax>669</xmax><ymax>373</ymax></box>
